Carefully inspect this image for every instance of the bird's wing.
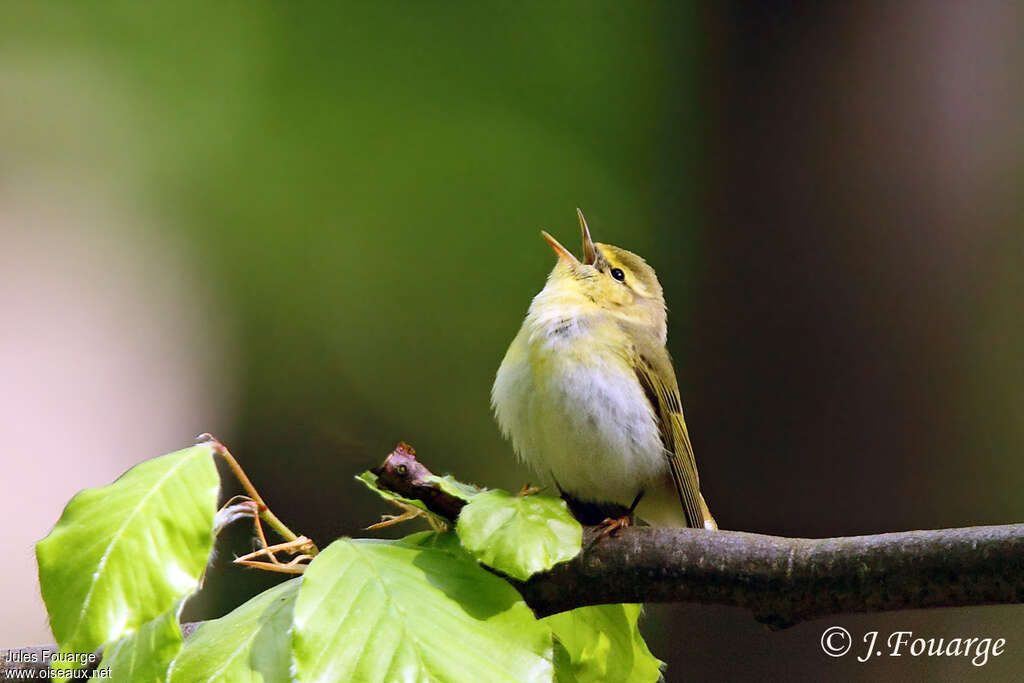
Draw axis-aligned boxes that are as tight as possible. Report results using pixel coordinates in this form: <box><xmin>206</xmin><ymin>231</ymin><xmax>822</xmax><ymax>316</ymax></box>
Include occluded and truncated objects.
<box><xmin>631</xmin><ymin>343</ymin><xmax>712</xmax><ymax>529</ymax></box>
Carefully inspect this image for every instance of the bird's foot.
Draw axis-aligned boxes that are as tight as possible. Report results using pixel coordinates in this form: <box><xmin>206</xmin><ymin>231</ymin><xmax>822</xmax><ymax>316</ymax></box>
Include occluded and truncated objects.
<box><xmin>595</xmin><ymin>514</ymin><xmax>631</xmax><ymax>539</ymax></box>
<box><xmin>518</xmin><ymin>482</ymin><xmax>543</xmax><ymax>496</ymax></box>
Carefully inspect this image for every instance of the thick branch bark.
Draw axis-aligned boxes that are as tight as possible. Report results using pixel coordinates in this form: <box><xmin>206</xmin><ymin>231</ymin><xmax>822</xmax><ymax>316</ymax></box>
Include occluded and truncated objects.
<box><xmin>373</xmin><ymin>445</ymin><xmax>1024</xmax><ymax>627</ymax></box>
<box><xmin>520</xmin><ymin>524</ymin><xmax>1024</xmax><ymax>626</ymax></box>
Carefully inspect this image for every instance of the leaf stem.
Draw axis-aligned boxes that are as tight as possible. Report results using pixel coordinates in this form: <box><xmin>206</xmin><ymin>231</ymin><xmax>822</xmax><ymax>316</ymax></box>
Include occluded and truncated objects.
<box><xmin>202</xmin><ymin>434</ymin><xmax>319</xmax><ymax>555</ymax></box>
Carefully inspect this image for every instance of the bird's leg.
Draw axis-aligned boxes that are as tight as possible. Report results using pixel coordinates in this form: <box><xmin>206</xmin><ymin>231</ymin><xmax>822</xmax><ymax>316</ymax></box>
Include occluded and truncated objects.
<box><xmin>518</xmin><ymin>482</ymin><xmax>543</xmax><ymax>496</ymax></box>
<box><xmin>595</xmin><ymin>489</ymin><xmax>645</xmax><ymax>539</ymax></box>
<box><xmin>628</xmin><ymin>488</ymin><xmax>645</xmax><ymax>514</ymax></box>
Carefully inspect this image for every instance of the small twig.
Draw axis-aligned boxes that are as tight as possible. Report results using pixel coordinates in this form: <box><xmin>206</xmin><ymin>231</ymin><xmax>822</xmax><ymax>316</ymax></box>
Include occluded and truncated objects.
<box><xmin>234</xmin><ymin>536</ymin><xmax>317</xmax><ymax>574</ymax></box>
<box><xmin>198</xmin><ymin>433</ymin><xmax>320</xmax><ymax>556</ymax></box>
<box><xmin>367</xmin><ymin>499</ymin><xmax>448</xmax><ymax>532</ymax></box>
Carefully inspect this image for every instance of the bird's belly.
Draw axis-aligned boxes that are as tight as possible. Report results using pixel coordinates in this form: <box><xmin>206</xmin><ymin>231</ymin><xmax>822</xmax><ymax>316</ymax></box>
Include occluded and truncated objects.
<box><xmin>494</xmin><ymin>343</ymin><xmax>667</xmax><ymax>506</ymax></box>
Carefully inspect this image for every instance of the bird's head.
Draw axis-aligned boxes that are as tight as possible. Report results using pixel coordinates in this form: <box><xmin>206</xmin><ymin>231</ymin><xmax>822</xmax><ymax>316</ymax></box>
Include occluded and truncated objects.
<box><xmin>539</xmin><ymin>210</ymin><xmax>667</xmax><ymax>341</ymax></box>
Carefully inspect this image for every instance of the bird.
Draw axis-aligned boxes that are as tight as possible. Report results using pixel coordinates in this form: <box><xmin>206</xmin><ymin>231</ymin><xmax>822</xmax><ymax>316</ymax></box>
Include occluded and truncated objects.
<box><xmin>492</xmin><ymin>209</ymin><xmax>716</xmax><ymax>530</ymax></box>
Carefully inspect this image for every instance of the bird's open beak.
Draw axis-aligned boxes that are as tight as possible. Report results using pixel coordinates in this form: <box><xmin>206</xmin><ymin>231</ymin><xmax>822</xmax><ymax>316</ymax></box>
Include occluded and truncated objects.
<box><xmin>541</xmin><ymin>230</ymin><xmax>580</xmax><ymax>266</ymax></box>
<box><xmin>578</xmin><ymin>208</ymin><xmax>597</xmax><ymax>265</ymax></box>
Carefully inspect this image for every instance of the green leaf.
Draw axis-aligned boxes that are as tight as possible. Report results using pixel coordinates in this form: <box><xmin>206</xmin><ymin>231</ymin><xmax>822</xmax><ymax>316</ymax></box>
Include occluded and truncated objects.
<box><xmin>168</xmin><ymin>579</ymin><xmax>300</xmax><ymax>683</ymax></box>
<box><xmin>425</xmin><ymin>474</ymin><xmax>484</xmax><ymax>502</ymax></box>
<box><xmin>356</xmin><ymin>471</ymin><xmax>482</xmax><ymax>508</ymax></box>
<box><xmin>36</xmin><ymin>444</ymin><xmax>220</xmax><ymax>672</ymax></box>
<box><xmin>455</xmin><ymin>490</ymin><xmax>582</xmax><ymax>580</ymax></box>
<box><xmin>545</xmin><ymin>604</ymin><xmax>663</xmax><ymax>683</ymax></box>
<box><xmin>399</xmin><ymin>529</ymin><xmax>465</xmax><ymax>553</ymax></box>
<box><xmin>292</xmin><ymin>533</ymin><xmax>554</xmax><ymax>683</ymax></box>
<box><xmin>355</xmin><ymin>471</ymin><xmax>430</xmax><ymax>512</ymax></box>
<box><xmin>100</xmin><ymin>601</ymin><xmax>185</xmax><ymax>683</ymax></box>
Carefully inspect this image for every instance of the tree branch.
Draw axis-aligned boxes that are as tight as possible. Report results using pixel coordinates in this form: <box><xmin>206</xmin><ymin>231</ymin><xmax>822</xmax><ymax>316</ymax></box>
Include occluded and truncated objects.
<box><xmin>519</xmin><ymin>523</ymin><xmax>1024</xmax><ymax>627</ymax></box>
<box><xmin>6</xmin><ymin>446</ymin><xmax>1021</xmax><ymax>676</ymax></box>
<box><xmin>372</xmin><ymin>445</ymin><xmax>1024</xmax><ymax>627</ymax></box>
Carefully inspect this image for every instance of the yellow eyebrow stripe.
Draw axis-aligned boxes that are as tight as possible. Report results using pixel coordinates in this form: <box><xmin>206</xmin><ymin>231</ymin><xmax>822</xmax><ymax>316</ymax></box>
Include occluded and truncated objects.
<box><xmin>597</xmin><ymin>246</ymin><xmax>655</xmax><ymax>298</ymax></box>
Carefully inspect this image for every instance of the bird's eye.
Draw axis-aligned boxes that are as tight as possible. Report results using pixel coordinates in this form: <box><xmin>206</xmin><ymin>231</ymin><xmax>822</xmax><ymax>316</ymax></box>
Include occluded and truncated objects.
<box><xmin>610</xmin><ymin>268</ymin><xmax>625</xmax><ymax>282</ymax></box>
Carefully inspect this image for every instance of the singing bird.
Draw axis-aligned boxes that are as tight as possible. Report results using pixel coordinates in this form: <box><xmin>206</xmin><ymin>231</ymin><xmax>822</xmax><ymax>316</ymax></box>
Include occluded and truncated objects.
<box><xmin>492</xmin><ymin>210</ymin><xmax>716</xmax><ymax>530</ymax></box>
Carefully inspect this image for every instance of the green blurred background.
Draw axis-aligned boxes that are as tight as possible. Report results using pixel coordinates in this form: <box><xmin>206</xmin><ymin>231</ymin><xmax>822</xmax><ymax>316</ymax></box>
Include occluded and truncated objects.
<box><xmin>2</xmin><ymin>1</ymin><xmax>1022</xmax><ymax>679</ymax></box>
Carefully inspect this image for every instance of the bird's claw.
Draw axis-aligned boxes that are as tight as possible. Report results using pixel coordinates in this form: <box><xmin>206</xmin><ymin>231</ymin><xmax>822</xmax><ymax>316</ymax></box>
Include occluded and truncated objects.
<box><xmin>595</xmin><ymin>514</ymin><xmax>631</xmax><ymax>539</ymax></box>
<box><xmin>517</xmin><ymin>483</ymin><xmax>543</xmax><ymax>496</ymax></box>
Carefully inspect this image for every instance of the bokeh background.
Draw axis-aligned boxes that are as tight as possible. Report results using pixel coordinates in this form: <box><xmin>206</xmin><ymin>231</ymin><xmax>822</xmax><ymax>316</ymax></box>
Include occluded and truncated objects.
<box><xmin>2</xmin><ymin>1</ymin><xmax>1022</xmax><ymax>680</ymax></box>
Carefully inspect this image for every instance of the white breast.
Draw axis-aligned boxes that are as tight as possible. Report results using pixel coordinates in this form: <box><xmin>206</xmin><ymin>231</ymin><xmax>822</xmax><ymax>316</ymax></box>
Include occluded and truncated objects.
<box><xmin>492</xmin><ymin>316</ymin><xmax>667</xmax><ymax>507</ymax></box>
